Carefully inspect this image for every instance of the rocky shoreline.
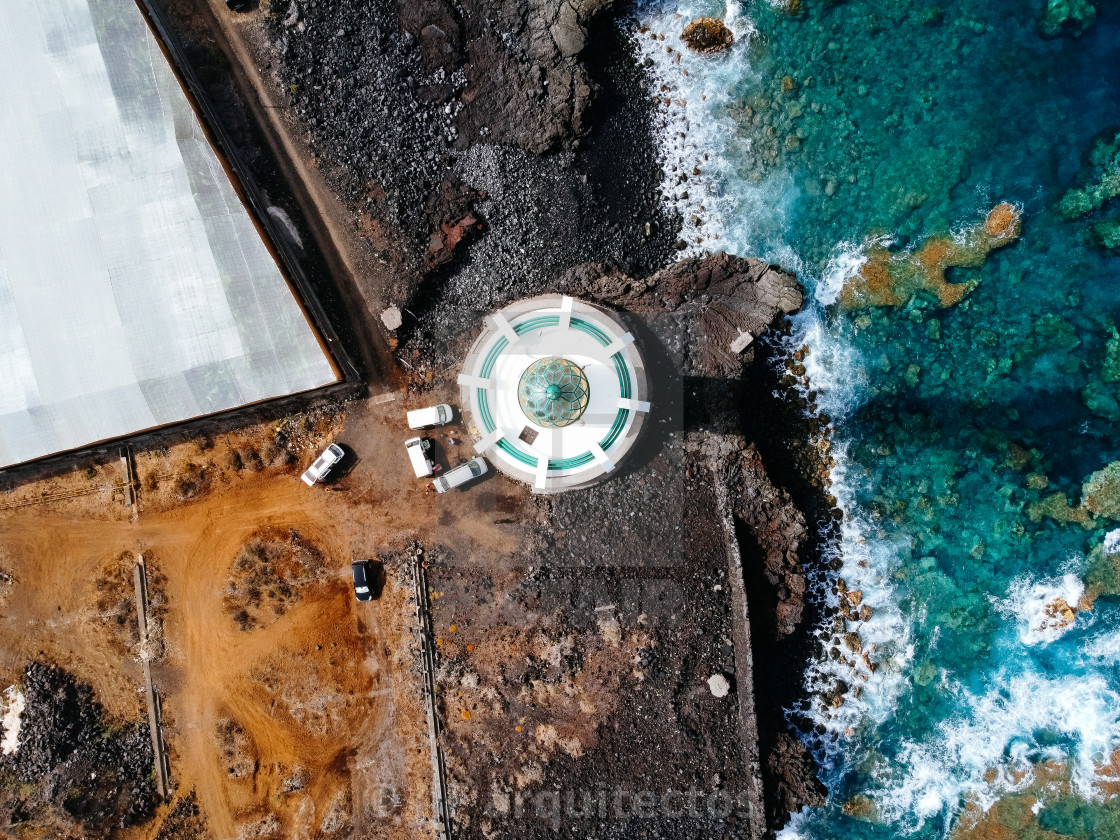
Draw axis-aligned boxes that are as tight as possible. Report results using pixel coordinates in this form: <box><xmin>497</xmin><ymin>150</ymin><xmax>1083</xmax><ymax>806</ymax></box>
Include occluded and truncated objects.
<box><xmin>251</xmin><ymin>1</ymin><xmax>834</xmax><ymax>834</ymax></box>
<box><xmin>119</xmin><ymin>1</ymin><xmax>837</xmax><ymax>836</ymax></box>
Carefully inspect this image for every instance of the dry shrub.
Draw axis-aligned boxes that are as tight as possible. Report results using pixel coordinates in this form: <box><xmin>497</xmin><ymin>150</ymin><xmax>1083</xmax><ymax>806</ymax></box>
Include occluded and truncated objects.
<box><xmin>223</xmin><ymin>529</ymin><xmax>327</xmax><ymax>631</ymax></box>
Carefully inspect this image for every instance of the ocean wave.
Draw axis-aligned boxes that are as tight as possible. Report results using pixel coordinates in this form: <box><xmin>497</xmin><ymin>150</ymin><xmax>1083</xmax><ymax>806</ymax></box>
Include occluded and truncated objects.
<box><xmin>815</xmin><ymin>235</ymin><xmax>892</xmax><ymax>307</ymax></box>
<box><xmin>796</xmin><ymin>474</ymin><xmax>915</xmax><ymax>748</ymax></box>
<box><xmin>634</xmin><ymin>2</ymin><xmax>760</xmax><ymax>256</ymax></box>
<box><xmin>992</xmin><ymin>570</ymin><xmax>1086</xmax><ymax>646</ymax></box>
<box><xmin>872</xmin><ymin>670</ymin><xmax>1120</xmax><ymax>832</ymax></box>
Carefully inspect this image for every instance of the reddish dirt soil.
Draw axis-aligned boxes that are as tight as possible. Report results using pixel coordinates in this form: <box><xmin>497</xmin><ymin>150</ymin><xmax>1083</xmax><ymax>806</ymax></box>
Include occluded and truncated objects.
<box><xmin>0</xmin><ymin>388</ymin><xmax>533</xmax><ymax>839</ymax></box>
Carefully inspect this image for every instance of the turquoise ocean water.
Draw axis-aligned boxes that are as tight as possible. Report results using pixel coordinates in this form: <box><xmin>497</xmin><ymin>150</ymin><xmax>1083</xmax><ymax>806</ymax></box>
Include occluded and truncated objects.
<box><xmin>633</xmin><ymin>1</ymin><xmax>1120</xmax><ymax>837</ymax></box>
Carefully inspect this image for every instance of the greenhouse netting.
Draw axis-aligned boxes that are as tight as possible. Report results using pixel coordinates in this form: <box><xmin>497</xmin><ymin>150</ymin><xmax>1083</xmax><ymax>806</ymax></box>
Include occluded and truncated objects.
<box><xmin>0</xmin><ymin>0</ymin><xmax>338</xmax><ymax>468</ymax></box>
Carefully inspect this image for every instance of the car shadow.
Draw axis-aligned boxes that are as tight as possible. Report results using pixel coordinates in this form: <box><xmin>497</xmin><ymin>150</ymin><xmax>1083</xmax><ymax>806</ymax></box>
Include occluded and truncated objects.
<box><xmin>322</xmin><ymin>443</ymin><xmax>359</xmax><ymax>485</ymax></box>
<box><xmin>424</xmin><ymin>438</ymin><xmax>471</xmax><ymax>474</ymax></box>
<box><xmin>367</xmin><ymin>560</ymin><xmax>387</xmax><ymax>600</ymax></box>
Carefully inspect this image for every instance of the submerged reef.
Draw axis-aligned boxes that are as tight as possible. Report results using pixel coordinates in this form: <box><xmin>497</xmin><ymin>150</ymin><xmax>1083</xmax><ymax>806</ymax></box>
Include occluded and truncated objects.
<box><xmin>838</xmin><ymin>204</ymin><xmax>1021</xmax><ymax>310</ymax></box>
<box><xmin>1057</xmin><ymin>131</ymin><xmax>1120</xmax><ymax>219</ymax></box>
<box><xmin>952</xmin><ymin>766</ymin><xmax>1120</xmax><ymax>840</ymax></box>
<box><xmin>680</xmin><ymin>17</ymin><xmax>734</xmax><ymax>54</ymax></box>
<box><xmin>1086</xmin><ymin>542</ymin><xmax>1120</xmax><ymax>603</ymax></box>
<box><xmin>768</xmin><ymin>0</ymin><xmax>805</xmax><ymax>17</ymax></box>
<box><xmin>1082</xmin><ymin>460</ymin><xmax>1120</xmax><ymax>519</ymax></box>
<box><xmin>1092</xmin><ymin>219</ymin><xmax>1120</xmax><ymax>250</ymax></box>
<box><xmin>1027</xmin><ymin>490</ymin><xmax>1093</xmax><ymax>527</ymax></box>
<box><xmin>1038</xmin><ymin>0</ymin><xmax>1097</xmax><ymax>39</ymax></box>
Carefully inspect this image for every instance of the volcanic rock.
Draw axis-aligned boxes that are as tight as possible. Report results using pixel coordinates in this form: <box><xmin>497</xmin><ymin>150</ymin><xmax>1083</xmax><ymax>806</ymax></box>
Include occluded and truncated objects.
<box><xmin>765</xmin><ymin>733</ymin><xmax>827</xmax><ymax>819</ymax></box>
<box><xmin>1039</xmin><ymin>597</ymin><xmax>1076</xmax><ymax>631</ymax></box>
<box><xmin>734</xmin><ymin>444</ymin><xmax>809</xmax><ymax>637</ymax></box>
<box><xmin>839</xmin><ymin>204</ymin><xmax>1022</xmax><ymax>310</ymax></box>
<box><xmin>557</xmin><ymin>252</ymin><xmax>803</xmax><ymax>377</ymax></box>
<box><xmin>681</xmin><ymin>17</ymin><xmax>734</xmax><ymax>54</ymax></box>
<box><xmin>0</xmin><ymin>662</ymin><xmax>156</xmax><ymax>834</ymax></box>
<box><xmin>1082</xmin><ymin>459</ymin><xmax>1120</xmax><ymax>519</ymax></box>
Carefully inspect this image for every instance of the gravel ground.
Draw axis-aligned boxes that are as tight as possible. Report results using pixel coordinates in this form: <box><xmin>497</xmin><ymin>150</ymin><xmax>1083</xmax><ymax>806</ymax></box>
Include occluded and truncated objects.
<box><xmin>144</xmin><ymin>2</ymin><xmax>837</xmax><ymax>836</ymax></box>
<box><xmin>423</xmin><ymin>460</ymin><xmax>756</xmax><ymax>840</ymax></box>
<box><xmin>0</xmin><ymin>662</ymin><xmax>156</xmax><ymax>837</ymax></box>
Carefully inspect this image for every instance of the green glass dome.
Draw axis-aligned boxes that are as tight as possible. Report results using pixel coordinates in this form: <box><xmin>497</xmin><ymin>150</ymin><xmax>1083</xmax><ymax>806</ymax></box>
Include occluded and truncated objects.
<box><xmin>518</xmin><ymin>357</ymin><xmax>590</xmax><ymax>428</ymax></box>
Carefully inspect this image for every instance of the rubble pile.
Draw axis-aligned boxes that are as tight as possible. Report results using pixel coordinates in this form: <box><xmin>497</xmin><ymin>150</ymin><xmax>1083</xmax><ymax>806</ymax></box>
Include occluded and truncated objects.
<box><xmin>0</xmin><ymin>662</ymin><xmax>156</xmax><ymax>836</ymax></box>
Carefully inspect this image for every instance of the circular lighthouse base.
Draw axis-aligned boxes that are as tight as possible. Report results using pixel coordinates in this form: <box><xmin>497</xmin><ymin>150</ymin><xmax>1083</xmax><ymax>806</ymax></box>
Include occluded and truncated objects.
<box><xmin>457</xmin><ymin>295</ymin><xmax>650</xmax><ymax>494</ymax></box>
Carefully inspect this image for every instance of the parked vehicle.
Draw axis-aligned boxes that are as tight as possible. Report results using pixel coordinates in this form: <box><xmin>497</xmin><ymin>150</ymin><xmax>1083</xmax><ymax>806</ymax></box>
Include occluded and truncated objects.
<box><xmin>300</xmin><ymin>443</ymin><xmax>344</xmax><ymax>486</ymax></box>
<box><xmin>433</xmin><ymin>457</ymin><xmax>488</xmax><ymax>492</ymax></box>
<box><xmin>405</xmin><ymin>436</ymin><xmax>436</xmax><ymax>478</ymax></box>
<box><xmin>407</xmin><ymin>404</ymin><xmax>453</xmax><ymax>429</ymax></box>
<box><xmin>352</xmin><ymin>561</ymin><xmax>374</xmax><ymax>602</ymax></box>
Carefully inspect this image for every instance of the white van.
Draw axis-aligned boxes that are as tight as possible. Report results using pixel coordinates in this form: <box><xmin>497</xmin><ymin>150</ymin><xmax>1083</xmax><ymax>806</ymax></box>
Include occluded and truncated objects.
<box><xmin>433</xmin><ymin>457</ymin><xmax>488</xmax><ymax>493</ymax></box>
<box><xmin>405</xmin><ymin>437</ymin><xmax>435</xmax><ymax>478</ymax></box>
<box><xmin>407</xmin><ymin>404</ymin><xmax>453</xmax><ymax>429</ymax></box>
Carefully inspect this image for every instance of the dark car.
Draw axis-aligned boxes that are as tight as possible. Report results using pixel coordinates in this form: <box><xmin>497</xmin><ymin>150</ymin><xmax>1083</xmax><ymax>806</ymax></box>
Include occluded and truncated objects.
<box><xmin>352</xmin><ymin>561</ymin><xmax>373</xmax><ymax>602</ymax></box>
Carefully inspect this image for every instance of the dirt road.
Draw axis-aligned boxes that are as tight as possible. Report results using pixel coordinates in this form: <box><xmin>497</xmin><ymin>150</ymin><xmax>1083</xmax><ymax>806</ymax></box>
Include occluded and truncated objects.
<box><xmin>0</xmin><ymin>388</ymin><xmax>533</xmax><ymax>839</ymax></box>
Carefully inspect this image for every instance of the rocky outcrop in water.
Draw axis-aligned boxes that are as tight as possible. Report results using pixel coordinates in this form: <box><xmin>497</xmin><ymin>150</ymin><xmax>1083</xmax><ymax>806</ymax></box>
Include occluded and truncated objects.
<box><xmin>0</xmin><ymin>662</ymin><xmax>156</xmax><ymax>836</ymax></box>
<box><xmin>1082</xmin><ymin>459</ymin><xmax>1120</xmax><ymax>519</ymax></box>
<box><xmin>1038</xmin><ymin>0</ymin><xmax>1097</xmax><ymax>39</ymax></box>
<box><xmin>838</xmin><ymin>204</ymin><xmax>1021</xmax><ymax>310</ymax></box>
<box><xmin>681</xmin><ymin>17</ymin><xmax>734</xmax><ymax>54</ymax></box>
<box><xmin>766</xmin><ymin>733</ymin><xmax>827</xmax><ymax>817</ymax></box>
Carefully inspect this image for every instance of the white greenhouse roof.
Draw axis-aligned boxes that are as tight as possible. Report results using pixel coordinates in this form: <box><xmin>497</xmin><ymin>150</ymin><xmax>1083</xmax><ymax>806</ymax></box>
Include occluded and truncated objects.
<box><xmin>0</xmin><ymin>0</ymin><xmax>338</xmax><ymax>468</ymax></box>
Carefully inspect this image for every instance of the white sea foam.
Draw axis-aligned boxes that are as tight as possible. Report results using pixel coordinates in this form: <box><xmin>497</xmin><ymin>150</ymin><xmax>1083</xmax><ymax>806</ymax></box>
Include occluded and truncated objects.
<box><xmin>798</xmin><ymin>474</ymin><xmax>915</xmax><ymax>748</ymax></box>
<box><xmin>774</xmin><ymin>807</ymin><xmax>812</xmax><ymax>840</ymax></box>
<box><xmin>1104</xmin><ymin>528</ymin><xmax>1120</xmax><ymax>556</ymax></box>
<box><xmin>815</xmin><ymin>234</ymin><xmax>892</xmax><ymax>306</ymax></box>
<box><xmin>868</xmin><ymin>670</ymin><xmax>1120</xmax><ymax>832</ymax></box>
<box><xmin>634</xmin><ymin>3</ymin><xmax>768</xmax><ymax>257</ymax></box>
<box><xmin>993</xmin><ymin>571</ymin><xmax>1086</xmax><ymax>646</ymax></box>
<box><xmin>791</xmin><ymin>309</ymin><xmax>869</xmax><ymax>422</ymax></box>
<box><xmin>1082</xmin><ymin>626</ymin><xmax>1120</xmax><ymax>662</ymax></box>
<box><xmin>1</xmin><ymin>685</ymin><xmax>25</xmax><ymax>755</ymax></box>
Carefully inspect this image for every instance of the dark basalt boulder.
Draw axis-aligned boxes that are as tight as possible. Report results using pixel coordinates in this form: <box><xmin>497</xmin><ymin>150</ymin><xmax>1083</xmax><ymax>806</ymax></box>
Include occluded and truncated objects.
<box><xmin>766</xmin><ymin>733</ymin><xmax>828</xmax><ymax>818</ymax></box>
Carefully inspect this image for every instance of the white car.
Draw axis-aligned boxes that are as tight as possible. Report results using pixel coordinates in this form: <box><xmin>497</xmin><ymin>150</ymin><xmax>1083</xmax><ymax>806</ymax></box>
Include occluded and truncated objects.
<box><xmin>300</xmin><ymin>443</ymin><xmax>344</xmax><ymax>486</ymax></box>
<box><xmin>405</xmin><ymin>436</ymin><xmax>436</xmax><ymax>478</ymax></box>
<box><xmin>407</xmin><ymin>404</ymin><xmax>453</xmax><ymax>429</ymax></box>
<box><xmin>433</xmin><ymin>457</ymin><xmax>488</xmax><ymax>493</ymax></box>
